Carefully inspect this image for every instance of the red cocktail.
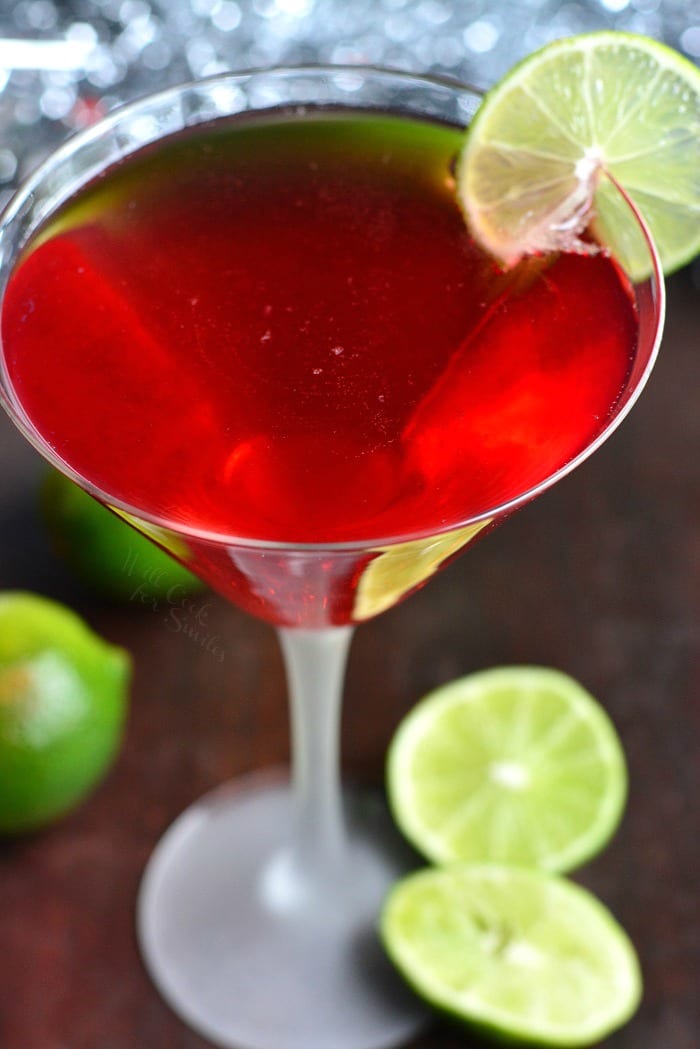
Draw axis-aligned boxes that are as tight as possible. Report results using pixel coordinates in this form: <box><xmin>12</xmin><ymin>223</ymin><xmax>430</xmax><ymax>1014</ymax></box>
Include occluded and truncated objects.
<box><xmin>0</xmin><ymin>68</ymin><xmax>663</xmax><ymax>1049</ymax></box>
<box><xmin>2</xmin><ymin>111</ymin><xmax>641</xmax><ymax>626</ymax></box>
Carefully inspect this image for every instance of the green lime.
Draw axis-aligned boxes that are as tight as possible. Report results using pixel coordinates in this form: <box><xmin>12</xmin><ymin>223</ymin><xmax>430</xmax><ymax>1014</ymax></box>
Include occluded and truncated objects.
<box><xmin>41</xmin><ymin>468</ymin><xmax>202</xmax><ymax>602</ymax></box>
<box><xmin>381</xmin><ymin>863</ymin><xmax>641</xmax><ymax>1047</ymax></box>
<box><xmin>458</xmin><ymin>31</ymin><xmax>700</xmax><ymax>276</ymax></box>
<box><xmin>388</xmin><ymin>666</ymin><xmax>627</xmax><ymax>872</ymax></box>
<box><xmin>0</xmin><ymin>591</ymin><xmax>130</xmax><ymax>833</ymax></box>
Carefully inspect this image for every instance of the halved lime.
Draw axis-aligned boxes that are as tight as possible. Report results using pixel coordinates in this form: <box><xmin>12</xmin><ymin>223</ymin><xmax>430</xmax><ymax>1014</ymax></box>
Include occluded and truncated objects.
<box><xmin>388</xmin><ymin>666</ymin><xmax>626</xmax><ymax>872</ymax></box>
<box><xmin>458</xmin><ymin>31</ymin><xmax>700</xmax><ymax>276</ymax></box>
<box><xmin>382</xmin><ymin>864</ymin><xmax>641</xmax><ymax>1047</ymax></box>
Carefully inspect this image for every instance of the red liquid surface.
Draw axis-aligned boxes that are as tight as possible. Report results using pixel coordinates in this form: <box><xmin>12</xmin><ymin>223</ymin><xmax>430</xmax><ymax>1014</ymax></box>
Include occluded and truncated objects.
<box><xmin>1</xmin><ymin>113</ymin><xmax>638</xmax><ymax>623</ymax></box>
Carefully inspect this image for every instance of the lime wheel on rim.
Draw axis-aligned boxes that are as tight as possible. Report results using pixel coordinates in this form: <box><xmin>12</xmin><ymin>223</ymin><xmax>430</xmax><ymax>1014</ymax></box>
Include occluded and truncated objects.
<box><xmin>458</xmin><ymin>32</ymin><xmax>700</xmax><ymax>277</ymax></box>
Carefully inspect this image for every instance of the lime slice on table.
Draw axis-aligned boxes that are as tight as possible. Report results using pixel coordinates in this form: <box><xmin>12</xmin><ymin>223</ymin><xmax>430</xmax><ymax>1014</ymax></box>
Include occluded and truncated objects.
<box><xmin>458</xmin><ymin>31</ymin><xmax>700</xmax><ymax>277</ymax></box>
<box><xmin>382</xmin><ymin>864</ymin><xmax>641</xmax><ymax>1047</ymax></box>
<box><xmin>388</xmin><ymin>667</ymin><xmax>627</xmax><ymax>872</ymax></box>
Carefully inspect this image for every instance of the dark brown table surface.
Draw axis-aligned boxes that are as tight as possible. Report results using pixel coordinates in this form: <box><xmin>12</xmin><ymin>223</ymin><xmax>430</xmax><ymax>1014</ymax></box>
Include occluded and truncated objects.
<box><xmin>0</xmin><ymin>269</ymin><xmax>698</xmax><ymax>1049</ymax></box>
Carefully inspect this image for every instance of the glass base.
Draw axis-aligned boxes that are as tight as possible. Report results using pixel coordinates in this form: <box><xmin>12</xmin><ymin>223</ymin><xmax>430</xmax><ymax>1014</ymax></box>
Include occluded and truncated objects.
<box><xmin>137</xmin><ymin>771</ymin><xmax>428</xmax><ymax>1049</ymax></box>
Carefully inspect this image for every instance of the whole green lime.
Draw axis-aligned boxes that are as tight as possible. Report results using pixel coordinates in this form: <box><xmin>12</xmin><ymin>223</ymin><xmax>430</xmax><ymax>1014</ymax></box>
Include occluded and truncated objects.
<box><xmin>0</xmin><ymin>591</ymin><xmax>130</xmax><ymax>834</ymax></box>
<box><xmin>41</xmin><ymin>468</ymin><xmax>202</xmax><ymax>601</ymax></box>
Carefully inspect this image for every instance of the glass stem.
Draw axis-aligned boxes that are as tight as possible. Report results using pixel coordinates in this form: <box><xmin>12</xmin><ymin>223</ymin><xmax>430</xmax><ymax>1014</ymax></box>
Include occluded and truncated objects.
<box><xmin>277</xmin><ymin>625</ymin><xmax>354</xmax><ymax>890</ymax></box>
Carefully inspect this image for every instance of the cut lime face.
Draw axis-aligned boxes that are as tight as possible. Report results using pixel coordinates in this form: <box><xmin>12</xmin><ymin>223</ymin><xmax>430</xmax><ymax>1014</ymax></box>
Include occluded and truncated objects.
<box><xmin>458</xmin><ymin>31</ymin><xmax>700</xmax><ymax>276</ymax></box>
<box><xmin>387</xmin><ymin>666</ymin><xmax>627</xmax><ymax>872</ymax></box>
<box><xmin>382</xmin><ymin>864</ymin><xmax>641</xmax><ymax>1047</ymax></box>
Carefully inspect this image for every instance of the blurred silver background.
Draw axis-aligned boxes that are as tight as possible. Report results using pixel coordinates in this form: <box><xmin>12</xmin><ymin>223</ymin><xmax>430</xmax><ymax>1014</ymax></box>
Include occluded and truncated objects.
<box><xmin>0</xmin><ymin>0</ymin><xmax>698</xmax><ymax>203</ymax></box>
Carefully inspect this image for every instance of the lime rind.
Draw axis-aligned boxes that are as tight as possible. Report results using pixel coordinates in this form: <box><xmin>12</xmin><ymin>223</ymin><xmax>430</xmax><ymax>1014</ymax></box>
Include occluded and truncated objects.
<box><xmin>459</xmin><ymin>31</ymin><xmax>700</xmax><ymax>277</ymax></box>
<box><xmin>387</xmin><ymin>666</ymin><xmax>627</xmax><ymax>873</ymax></box>
<box><xmin>382</xmin><ymin>864</ymin><xmax>642</xmax><ymax>1047</ymax></box>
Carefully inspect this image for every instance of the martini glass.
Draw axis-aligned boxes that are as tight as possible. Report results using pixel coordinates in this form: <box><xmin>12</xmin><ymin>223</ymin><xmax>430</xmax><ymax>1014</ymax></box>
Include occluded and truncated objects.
<box><xmin>0</xmin><ymin>67</ymin><xmax>663</xmax><ymax>1049</ymax></box>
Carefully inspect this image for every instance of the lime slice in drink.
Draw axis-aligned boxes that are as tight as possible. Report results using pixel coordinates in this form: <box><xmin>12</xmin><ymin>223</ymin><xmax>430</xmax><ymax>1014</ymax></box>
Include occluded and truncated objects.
<box><xmin>458</xmin><ymin>31</ymin><xmax>700</xmax><ymax>276</ymax></box>
<box><xmin>388</xmin><ymin>667</ymin><xmax>626</xmax><ymax>872</ymax></box>
<box><xmin>354</xmin><ymin>520</ymin><xmax>490</xmax><ymax>621</ymax></box>
<box><xmin>381</xmin><ymin>864</ymin><xmax>642</xmax><ymax>1047</ymax></box>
